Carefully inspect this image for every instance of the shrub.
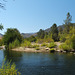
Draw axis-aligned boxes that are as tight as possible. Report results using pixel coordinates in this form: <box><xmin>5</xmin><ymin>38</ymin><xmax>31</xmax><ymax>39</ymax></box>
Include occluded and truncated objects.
<box><xmin>36</xmin><ymin>39</ymin><xmax>45</xmax><ymax>43</ymax></box>
<box><xmin>36</xmin><ymin>38</ymin><xmax>54</xmax><ymax>43</ymax></box>
<box><xmin>41</xmin><ymin>43</ymin><xmax>48</xmax><ymax>47</ymax></box>
<box><xmin>9</xmin><ymin>39</ymin><xmax>20</xmax><ymax>49</ymax></box>
<box><xmin>49</xmin><ymin>48</ymin><xmax>55</xmax><ymax>53</ymax></box>
<box><xmin>0</xmin><ymin>58</ymin><xmax>21</xmax><ymax>75</ymax></box>
<box><xmin>59</xmin><ymin>43</ymin><xmax>71</xmax><ymax>51</ymax></box>
<box><xmin>21</xmin><ymin>40</ymin><xmax>32</xmax><ymax>48</ymax></box>
<box><xmin>45</xmin><ymin>38</ymin><xmax>54</xmax><ymax>43</ymax></box>
<box><xmin>48</xmin><ymin>42</ymin><xmax>56</xmax><ymax>48</ymax></box>
<box><xmin>32</xmin><ymin>44</ymin><xmax>39</xmax><ymax>48</ymax></box>
<box><xmin>35</xmin><ymin>47</ymin><xmax>40</xmax><ymax>50</ymax></box>
<box><xmin>70</xmin><ymin>35</ymin><xmax>75</xmax><ymax>50</ymax></box>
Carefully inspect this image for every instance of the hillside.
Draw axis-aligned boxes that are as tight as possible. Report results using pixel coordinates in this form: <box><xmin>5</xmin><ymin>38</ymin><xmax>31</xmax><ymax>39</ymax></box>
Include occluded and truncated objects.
<box><xmin>21</xmin><ymin>33</ymin><xmax>37</xmax><ymax>38</ymax></box>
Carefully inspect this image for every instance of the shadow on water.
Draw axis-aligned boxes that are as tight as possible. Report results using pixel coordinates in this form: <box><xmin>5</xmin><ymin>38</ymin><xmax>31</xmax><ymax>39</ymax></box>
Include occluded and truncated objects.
<box><xmin>1</xmin><ymin>50</ymin><xmax>75</xmax><ymax>75</ymax></box>
<box><xmin>3</xmin><ymin>50</ymin><xmax>23</xmax><ymax>62</ymax></box>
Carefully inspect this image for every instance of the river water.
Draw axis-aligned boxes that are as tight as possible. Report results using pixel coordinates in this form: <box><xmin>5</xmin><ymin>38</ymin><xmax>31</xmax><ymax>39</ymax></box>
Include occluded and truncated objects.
<box><xmin>0</xmin><ymin>50</ymin><xmax>75</xmax><ymax>75</ymax></box>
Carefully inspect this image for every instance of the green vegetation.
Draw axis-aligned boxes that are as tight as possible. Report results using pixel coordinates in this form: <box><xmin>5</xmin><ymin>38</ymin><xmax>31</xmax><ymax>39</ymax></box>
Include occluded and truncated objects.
<box><xmin>48</xmin><ymin>42</ymin><xmax>56</xmax><ymax>48</ymax></box>
<box><xmin>0</xmin><ymin>58</ymin><xmax>21</xmax><ymax>75</ymax></box>
<box><xmin>0</xmin><ymin>12</ymin><xmax>74</xmax><ymax>52</ymax></box>
<box><xmin>49</xmin><ymin>23</ymin><xmax>58</xmax><ymax>41</ymax></box>
<box><xmin>26</xmin><ymin>35</ymin><xmax>37</xmax><ymax>42</ymax></box>
<box><xmin>3</xmin><ymin>28</ymin><xmax>23</xmax><ymax>49</ymax></box>
<box><xmin>41</xmin><ymin>43</ymin><xmax>48</xmax><ymax>47</ymax></box>
<box><xmin>21</xmin><ymin>40</ymin><xmax>32</xmax><ymax>48</ymax></box>
<box><xmin>9</xmin><ymin>39</ymin><xmax>20</xmax><ymax>49</ymax></box>
<box><xmin>37</xmin><ymin>29</ymin><xmax>45</xmax><ymax>39</ymax></box>
<box><xmin>36</xmin><ymin>38</ymin><xmax>54</xmax><ymax>43</ymax></box>
<box><xmin>32</xmin><ymin>44</ymin><xmax>39</xmax><ymax>48</ymax></box>
<box><xmin>49</xmin><ymin>48</ymin><xmax>55</xmax><ymax>53</ymax></box>
<box><xmin>59</xmin><ymin>43</ymin><xmax>71</xmax><ymax>51</ymax></box>
<box><xmin>35</xmin><ymin>47</ymin><xmax>40</xmax><ymax>50</ymax></box>
<box><xmin>70</xmin><ymin>35</ymin><xmax>75</xmax><ymax>50</ymax></box>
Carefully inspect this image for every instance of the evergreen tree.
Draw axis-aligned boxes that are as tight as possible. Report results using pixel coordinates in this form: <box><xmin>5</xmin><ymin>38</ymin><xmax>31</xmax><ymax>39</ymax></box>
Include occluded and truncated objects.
<box><xmin>37</xmin><ymin>29</ymin><xmax>45</xmax><ymax>39</ymax></box>
<box><xmin>64</xmin><ymin>12</ymin><xmax>72</xmax><ymax>25</ymax></box>
<box><xmin>50</xmin><ymin>23</ymin><xmax>58</xmax><ymax>41</ymax></box>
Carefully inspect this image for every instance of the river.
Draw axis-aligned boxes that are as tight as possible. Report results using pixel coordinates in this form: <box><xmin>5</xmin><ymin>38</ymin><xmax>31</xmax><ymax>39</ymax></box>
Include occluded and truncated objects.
<box><xmin>0</xmin><ymin>50</ymin><xmax>75</xmax><ymax>75</ymax></box>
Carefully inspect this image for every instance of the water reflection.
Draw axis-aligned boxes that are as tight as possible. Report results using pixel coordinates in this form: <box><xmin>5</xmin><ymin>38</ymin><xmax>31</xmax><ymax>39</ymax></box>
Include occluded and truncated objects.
<box><xmin>3</xmin><ymin>50</ymin><xmax>23</xmax><ymax>62</ymax></box>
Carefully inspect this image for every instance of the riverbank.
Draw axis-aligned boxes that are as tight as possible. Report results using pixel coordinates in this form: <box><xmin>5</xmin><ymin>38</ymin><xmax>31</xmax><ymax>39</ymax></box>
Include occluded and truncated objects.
<box><xmin>11</xmin><ymin>42</ymin><xmax>75</xmax><ymax>54</ymax></box>
<box><xmin>11</xmin><ymin>42</ymin><xmax>62</xmax><ymax>53</ymax></box>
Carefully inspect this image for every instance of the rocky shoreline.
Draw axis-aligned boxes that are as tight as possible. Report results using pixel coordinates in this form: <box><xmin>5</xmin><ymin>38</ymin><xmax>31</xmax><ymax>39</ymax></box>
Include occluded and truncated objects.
<box><xmin>12</xmin><ymin>47</ymin><xmax>75</xmax><ymax>54</ymax></box>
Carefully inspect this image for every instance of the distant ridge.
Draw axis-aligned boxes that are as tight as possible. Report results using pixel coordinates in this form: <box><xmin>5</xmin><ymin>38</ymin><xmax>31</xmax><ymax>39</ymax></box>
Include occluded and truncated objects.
<box><xmin>21</xmin><ymin>33</ymin><xmax>37</xmax><ymax>38</ymax></box>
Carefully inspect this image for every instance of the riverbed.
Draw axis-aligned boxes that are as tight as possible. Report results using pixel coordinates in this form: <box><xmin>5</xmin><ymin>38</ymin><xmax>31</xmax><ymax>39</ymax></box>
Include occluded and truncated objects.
<box><xmin>0</xmin><ymin>50</ymin><xmax>75</xmax><ymax>75</ymax></box>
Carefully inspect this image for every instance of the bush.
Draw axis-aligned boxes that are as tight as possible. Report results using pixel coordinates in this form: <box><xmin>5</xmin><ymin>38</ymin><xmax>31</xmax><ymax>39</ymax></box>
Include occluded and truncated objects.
<box><xmin>60</xmin><ymin>36</ymin><xmax>66</xmax><ymax>42</ymax></box>
<box><xmin>21</xmin><ymin>40</ymin><xmax>32</xmax><ymax>48</ymax></box>
<box><xmin>36</xmin><ymin>38</ymin><xmax>54</xmax><ymax>43</ymax></box>
<box><xmin>49</xmin><ymin>48</ymin><xmax>55</xmax><ymax>53</ymax></box>
<box><xmin>36</xmin><ymin>39</ymin><xmax>45</xmax><ymax>43</ymax></box>
<box><xmin>0</xmin><ymin>58</ymin><xmax>21</xmax><ymax>75</ymax></box>
<box><xmin>65</xmin><ymin>35</ymin><xmax>75</xmax><ymax>50</ymax></box>
<box><xmin>70</xmin><ymin>35</ymin><xmax>75</xmax><ymax>50</ymax></box>
<box><xmin>35</xmin><ymin>47</ymin><xmax>40</xmax><ymax>50</ymax></box>
<box><xmin>59</xmin><ymin>43</ymin><xmax>71</xmax><ymax>51</ymax></box>
<box><xmin>9</xmin><ymin>39</ymin><xmax>20</xmax><ymax>49</ymax></box>
<box><xmin>48</xmin><ymin>42</ymin><xmax>56</xmax><ymax>48</ymax></box>
<box><xmin>32</xmin><ymin>44</ymin><xmax>39</xmax><ymax>48</ymax></box>
<box><xmin>41</xmin><ymin>43</ymin><xmax>48</xmax><ymax>47</ymax></box>
<box><xmin>45</xmin><ymin>38</ymin><xmax>54</xmax><ymax>43</ymax></box>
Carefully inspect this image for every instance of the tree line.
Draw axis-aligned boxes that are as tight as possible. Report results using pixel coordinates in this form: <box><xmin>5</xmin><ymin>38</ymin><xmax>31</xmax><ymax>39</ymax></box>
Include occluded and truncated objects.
<box><xmin>0</xmin><ymin>12</ymin><xmax>75</xmax><ymax>50</ymax></box>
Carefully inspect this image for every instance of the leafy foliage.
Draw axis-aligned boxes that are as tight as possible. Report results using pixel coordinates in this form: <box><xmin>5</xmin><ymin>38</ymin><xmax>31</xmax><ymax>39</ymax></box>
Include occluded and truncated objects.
<box><xmin>41</xmin><ymin>43</ymin><xmax>48</xmax><ymax>47</ymax></box>
<box><xmin>49</xmin><ymin>48</ymin><xmax>55</xmax><ymax>53</ymax></box>
<box><xmin>37</xmin><ymin>29</ymin><xmax>45</xmax><ymax>39</ymax></box>
<box><xmin>32</xmin><ymin>44</ymin><xmax>39</xmax><ymax>48</ymax></box>
<box><xmin>21</xmin><ymin>40</ymin><xmax>32</xmax><ymax>48</ymax></box>
<box><xmin>59</xmin><ymin>43</ymin><xmax>71</xmax><ymax>51</ymax></box>
<box><xmin>48</xmin><ymin>42</ymin><xmax>56</xmax><ymax>48</ymax></box>
<box><xmin>0</xmin><ymin>58</ymin><xmax>21</xmax><ymax>75</ymax></box>
<box><xmin>9</xmin><ymin>39</ymin><xmax>20</xmax><ymax>49</ymax></box>
<box><xmin>27</xmin><ymin>35</ymin><xmax>37</xmax><ymax>42</ymax></box>
<box><xmin>49</xmin><ymin>24</ymin><xmax>58</xmax><ymax>41</ymax></box>
<box><xmin>3</xmin><ymin>28</ymin><xmax>23</xmax><ymax>49</ymax></box>
<box><xmin>70</xmin><ymin>35</ymin><xmax>75</xmax><ymax>50</ymax></box>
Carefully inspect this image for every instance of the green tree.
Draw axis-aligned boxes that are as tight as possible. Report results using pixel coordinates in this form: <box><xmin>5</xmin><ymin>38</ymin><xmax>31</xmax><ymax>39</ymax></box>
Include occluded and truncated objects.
<box><xmin>3</xmin><ymin>28</ymin><xmax>23</xmax><ymax>48</ymax></box>
<box><xmin>50</xmin><ymin>23</ymin><xmax>58</xmax><ymax>41</ymax></box>
<box><xmin>37</xmin><ymin>29</ymin><xmax>45</xmax><ymax>39</ymax></box>
<box><xmin>64</xmin><ymin>12</ymin><xmax>72</xmax><ymax>25</ymax></box>
<box><xmin>28</xmin><ymin>35</ymin><xmax>37</xmax><ymax>42</ymax></box>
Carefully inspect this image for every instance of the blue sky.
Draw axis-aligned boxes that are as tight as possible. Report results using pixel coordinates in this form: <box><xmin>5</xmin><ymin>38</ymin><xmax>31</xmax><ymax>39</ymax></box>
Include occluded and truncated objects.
<box><xmin>0</xmin><ymin>0</ymin><xmax>75</xmax><ymax>34</ymax></box>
